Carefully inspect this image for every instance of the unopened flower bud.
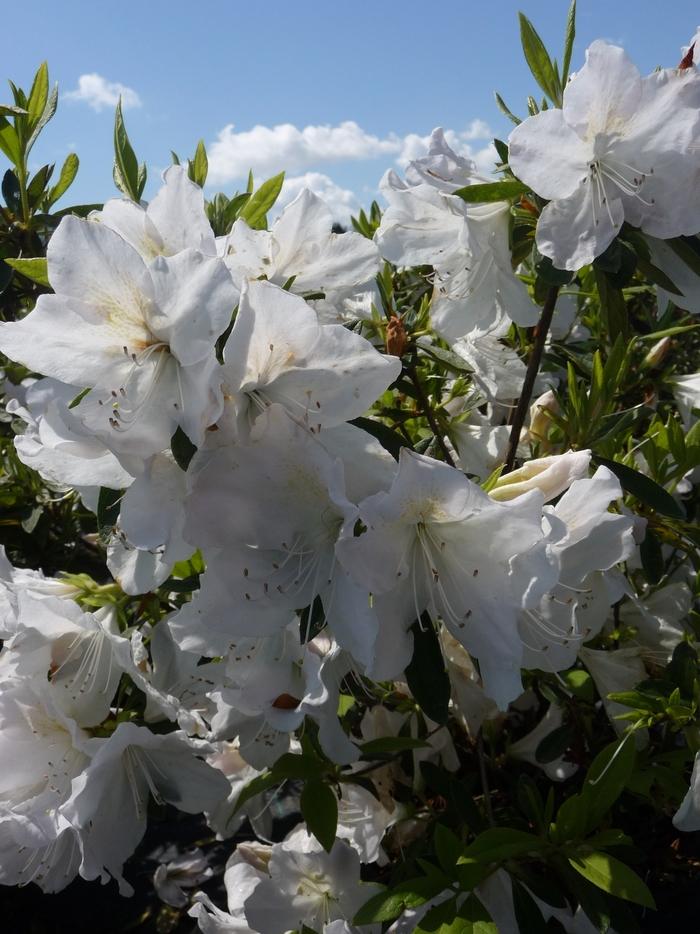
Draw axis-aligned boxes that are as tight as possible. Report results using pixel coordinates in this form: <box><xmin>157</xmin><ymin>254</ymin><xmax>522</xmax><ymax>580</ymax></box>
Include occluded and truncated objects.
<box><xmin>385</xmin><ymin>315</ymin><xmax>408</xmax><ymax>358</ymax></box>
<box><xmin>642</xmin><ymin>336</ymin><xmax>672</xmax><ymax>369</ymax></box>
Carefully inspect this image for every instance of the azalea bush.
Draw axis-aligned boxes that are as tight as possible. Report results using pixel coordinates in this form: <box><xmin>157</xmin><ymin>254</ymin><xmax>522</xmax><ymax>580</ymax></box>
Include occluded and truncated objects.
<box><xmin>1</xmin><ymin>4</ymin><xmax>700</xmax><ymax>932</ymax></box>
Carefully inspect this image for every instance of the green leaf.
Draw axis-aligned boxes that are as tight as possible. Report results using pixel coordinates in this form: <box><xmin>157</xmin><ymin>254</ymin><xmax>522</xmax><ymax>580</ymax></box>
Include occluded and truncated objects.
<box><xmin>359</xmin><ymin>736</ymin><xmax>430</xmax><ymax>757</ymax></box>
<box><xmin>519</xmin><ymin>13</ymin><xmax>561</xmax><ymax>103</ymax></box>
<box><xmin>300</xmin><ymin>779</ymin><xmax>337</xmax><ymax>852</ymax></box>
<box><xmin>580</xmin><ymin>734</ymin><xmax>636</xmax><ymax>833</ymax></box>
<box><xmin>433</xmin><ymin>823</ymin><xmax>464</xmax><ymax>876</ymax></box>
<box><xmin>113</xmin><ymin>99</ymin><xmax>141</xmax><ymax>201</ymax></box>
<box><xmin>27</xmin><ymin>63</ymin><xmax>49</xmax><ymax>127</ymax></box>
<box><xmin>494</xmin><ymin>92</ymin><xmax>521</xmax><ymax>125</ymax></box>
<box><xmin>170</xmin><ymin>426</ymin><xmax>197</xmax><ymax>471</ymax></box>
<box><xmin>639</xmin><ymin>528</ymin><xmax>664</xmax><ymax>585</ymax></box>
<box><xmin>593</xmin><ymin>455</ymin><xmax>685</xmax><ymax>519</ymax></box>
<box><xmin>189</xmin><ymin>139</ymin><xmax>208</xmax><ymax>187</ymax></box>
<box><xmin>511</xmin><ymin>878</ymin><xmax>548</xmax><ymax>933</ymax></box>
<box><xmin>354</xmin><ymin>877</ymin><xmax>443</xmax><ymax>925</ymax></box>
<box><xmin>561</xmin><ymin>668</ymin><xmax>595</xmax><ymax>702</ymax></box>
<box><xmin>96</xmin><ymin>487</ymin><xmax>123</xmax><ymax>534</ymax></box>
<box><xmin>457</xmin><ymin>828</ymin><xmax>545</xmax><ymax>887</ymax></box>
<box><xmin>405</xmin><ymin>614</ymin><xmax>451</xmax><ymax>724</ymax></box>
<box><xmin>535</xmin><ymin>722</ymin><xmax>573</xmax><ymax>764</ymax></box>
<box><xmin>239</xmin><ymin>171</ymin><xmax>285</xmax><ymax>230</ymax></box>
<box><xmin>0</xmin><ymin>118</ymin><xmax>21</xmax><ymax>165</ymax></box>
<box><xmin>47</xmin><ymin>153</ymin><xmax>79</xmax><ymax>207</ymax></box>
<box><xmin>271</xmin><ymin>752</ymin><xmax>326</xmax><ymax>780</ymax></box>
<box><xmin>349</xmin><ymin>417</ymin><xmax>409</xmax><ymax>461</ymax></box>
<box><xmin>229</xmin><ymin>770</ymin><xmax>278</xmax><ymax>820</ymax></box>
<box><xmin>0</xmin><ymin>104</ymin><xmax>27</xmax><ymax>117</ymax></box>
<box><xmin>26</xmin><ymin>83</ymin><xmax>57</xmax><ymax>155</ymax></box>
<box><xmin>415</xmin><ymin>897</ymin><xmax>459</xmax><ymax>933</ymax></box>
<box><xmin>452</xmin><ymin>180</ymin><xmax>528</xmax><ymax>203</ymax></box>
<box><xmin>568</xmin><ymin>852</ymin><xmax>655</xmax><ymax>909</ymax></box>
<box><xmin>667</xmin><ymin>236</ymin><xmax>700</xmax><ymax>279</ymax></box>
<box><xmin>561</xmin><ymin>0</ymin><xmax>577</xmax><ymax>84</ymax></box>
<box><xmin>4</xmin><ymin>256</ymin><xmax>49</xmax><ymax>287</ymax></box>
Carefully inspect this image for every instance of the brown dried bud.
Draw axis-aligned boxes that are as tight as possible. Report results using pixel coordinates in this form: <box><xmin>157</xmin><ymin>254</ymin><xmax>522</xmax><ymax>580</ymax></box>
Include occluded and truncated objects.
<box><xmin>386</xmin><ymin>315</ymin><xmax>408</xmax><ymax>358</ymax></box>
<box><xmin>272</xmin><ymin>693</ymin><xmax>301</xmax><ymax>710</ymax></box>
<box><xmin>679</xmin><ymin>42</ymin><xmax>695</xmax><ymax>70</ymax></box>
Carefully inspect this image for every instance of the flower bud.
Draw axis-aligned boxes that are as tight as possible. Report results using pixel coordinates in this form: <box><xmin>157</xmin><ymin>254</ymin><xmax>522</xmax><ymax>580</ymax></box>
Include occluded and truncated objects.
<box><xmin>490</xmin><ymin>449</ymin><xmax>591</xmax><ymax>502</ymax></box>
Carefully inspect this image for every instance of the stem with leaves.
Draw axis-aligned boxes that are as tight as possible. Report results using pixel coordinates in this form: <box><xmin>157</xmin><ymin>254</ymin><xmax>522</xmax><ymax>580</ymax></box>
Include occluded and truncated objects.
<box><xmin>406</xmin><ymin>359</ymin><xmax>455</xmax><ymax>467</ymax></box>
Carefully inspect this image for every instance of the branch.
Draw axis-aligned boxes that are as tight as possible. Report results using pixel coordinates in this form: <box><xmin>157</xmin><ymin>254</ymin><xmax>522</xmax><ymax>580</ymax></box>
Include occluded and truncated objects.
<box><xmin>504</xmin><ymin>285</ymin><xmax>559</xmax><ymax>472</ymax></box>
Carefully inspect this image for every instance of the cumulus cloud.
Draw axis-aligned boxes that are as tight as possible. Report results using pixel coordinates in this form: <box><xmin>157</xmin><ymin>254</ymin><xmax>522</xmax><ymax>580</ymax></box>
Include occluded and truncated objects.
<box><xmin>273</xmin><ymin>172</ymin><xmax>360</xmax><ymax>224</ymax></box>
<box><xmin>65</xmin><ymin>74</ymin><xmax>142</xmax><ymax>112</ymax></box>
<box><xmin>208</xmin><ymin>121</ymin><xmax>401</xmax><ymax>185</ymax></box>
<box><xmin>207</xmin><ymin>118</ymin><xmax>495</xmax><ymax>185</ymax></box>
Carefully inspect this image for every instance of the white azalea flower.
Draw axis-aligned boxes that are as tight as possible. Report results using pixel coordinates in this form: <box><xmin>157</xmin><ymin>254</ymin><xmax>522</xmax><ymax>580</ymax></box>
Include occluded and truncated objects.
<box><xmin>673</xmin><ymin>751</ymin><xmax>700</xmax><ymax>832</ymax></box>
<box><xmin>242</xmin><ymin>834</ymin><xmax>381</xmax><ymax>934</ymax></box>
<box><xmin>519</xmin><ymin>466</ymin><xmax>636</xmax><ymax>672</ymax></box>
<box><xmin>61</xmin><ymin>722</ymin><xmax>229</xmax><ymax>894</ymax></box>
<box><xmin>181</xmin><ymin>406</ymin><xmax>381</xmax><ymax>670</ymax></box>
<box><xmin>0</xmin><ymin>215</ymin><xmax>237</xmax><ymax>460</ymax></box>
<box><xmin>376</xmin><ymin>129</ymin><xmax>537</xmax><ymax>340</ymax></box>
<box><xmin>7</xmin><ymin>378</ymin><xmax>133</xmax><ymax>491</ymax></box>
<box><xmin>95</xmin><ymin>164</ymin><xmax>217</xmax><ymax>261</ymax></box>
<box><xmin>671</xmin><ymin>372</ymin><xmax>700</xmax><ymax>429</ymax></box>
<box><xmin>221</xmin><ymin>279</ymin><xmax>399</xmax><ymax>434</ymax></box>
<box><xmin>221</xmin><ymin>187</ymin><xmax>380</xmax><ymax>298</ymax></box>
<box><xmin>337</xmin><ymin>449</ymin><xmax>557</xmax><ymax>707</ymax></box>
<box><xmin>1</xmin><ymin>592</ymin><xmax>128</xmax><ymax>727</ymax></box>
<box><xmin>509</xmin><ymin>40</ymin><xmax>700</xmax><ymax>270</ymax></box>
<box><xmin>0</xmin><ymin>680</ymin><xmax>92</xmax><ymax>892</ymax></box>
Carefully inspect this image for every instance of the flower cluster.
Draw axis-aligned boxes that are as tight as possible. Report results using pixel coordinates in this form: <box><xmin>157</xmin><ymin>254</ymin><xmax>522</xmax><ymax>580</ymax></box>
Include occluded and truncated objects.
<box><xmin>0</xmin><ymin>14</ymin><xmax>699</xmax><ymax>933</ymax></box>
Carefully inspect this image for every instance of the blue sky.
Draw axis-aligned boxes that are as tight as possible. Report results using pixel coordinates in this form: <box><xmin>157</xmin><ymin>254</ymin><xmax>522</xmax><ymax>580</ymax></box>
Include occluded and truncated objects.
<box><xmin>4</xmin><ymin>0</ymin><xmax>699</xmax><ymax>220</ymax></box>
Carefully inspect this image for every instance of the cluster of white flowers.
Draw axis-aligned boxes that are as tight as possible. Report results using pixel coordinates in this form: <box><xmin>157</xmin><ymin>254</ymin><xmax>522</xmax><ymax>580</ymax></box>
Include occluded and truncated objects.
<box><xmin>0</xmin><ymin>32</ymin><xmax>699</xmax><ymax>934</ymax></box>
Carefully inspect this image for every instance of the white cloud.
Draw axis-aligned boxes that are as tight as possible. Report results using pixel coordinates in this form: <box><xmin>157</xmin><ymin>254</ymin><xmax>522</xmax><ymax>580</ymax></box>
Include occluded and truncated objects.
<box><xmin>274</xmin><ymin>172</ymin><xmax>360</xmax><ymax>224</ymax></box>
<box><xmin>65</xmin><ymin>73</ymin><xmax>142</xmax><ymax>112</ymax></box>
<box><xmin>208</xmin><ymin>120</ymin><xmax>400</xmax><ymax>185</ymax></box>
<box><xmin>207</xmin><ymin>118</ymin><xmax>496</xmax><ymax>186</ymax></box>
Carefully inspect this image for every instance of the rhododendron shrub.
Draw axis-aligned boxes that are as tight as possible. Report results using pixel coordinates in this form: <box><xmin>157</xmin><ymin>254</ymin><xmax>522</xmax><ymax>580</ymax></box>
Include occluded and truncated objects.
<box><xmin>1</xmin><ymin>5</ymin><xmax>700</xmax><ymax>932</ymax></box>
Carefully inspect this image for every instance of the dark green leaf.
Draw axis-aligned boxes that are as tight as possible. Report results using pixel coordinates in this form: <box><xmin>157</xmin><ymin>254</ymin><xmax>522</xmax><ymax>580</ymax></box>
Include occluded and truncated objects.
<box><xmin>593</xmin><ymin>455</ymin><xmax>685</xmax><ymax>519</ymax></box>
<box><xmin>580</xmin><ymin>734</ymin><xmax>636</xmax><ymax>833</ymax></box>
<box><xmin>434</xmin><ymin>823</ymin><xmax>464</xmax><ymax>875</ymax></box>
<box><xmin>359</xmin><ymin>736</ymin><xmax>430</xmax><ymax>757</ymax></box>
<box><xmin>170</xmin><ymin>426</ymin><xmax>197</xmax><ymax>471</ymax></box>
<box><xmin>47</xmin><ymin>153</ymin><xmax>79</xmax><ymax>207</ymax></box>
<box><xmin>97</xmin><ymin>487</ymin><xmax>123</xmax><ymax>533</ymax></box>
<box><xmin>561</xmin><ymin>0</ymin><xmax>577</xmax><ymax>84</ymax></box>
<box><xmin>512</xmin><ymin>878</ymin><xmax>549</xmax><ymax>933</ymax></box>
<box><xmin>639</xmin><ymin>528</ymin><xmax>664</xmax><ymax>584</ymax></box>
<box><xmin>300</xmin><ymin>779</ymin><xmax>337</xmax><ymax>852</ymax></box>
<box><xmin>271</xmin><ymin>752</ymin><xmax>326</xmax><ymax>780</ymax></box>
<box><xmin>535</xmin><ymin>723</ymin><xmax>573</xmax><ymax>764</ymax></box>
<box><xmin>349</xmin><ymin>417</ymin><xmax>409</xmax><ymax>461</ymax></box>
<box><xmin>113</xmin><ymin>100</ymin><xmax>141</xmax><ymax>201</ymax></box>
<box><xmin>519</xmin><ymin>13</ymin><xmax>561</xmax><ymax>102</ymax></box>
<box><xmin>229</xmin><ymin>770</ymin><xmax>278</xmax><ymax>821</ymax></box>
<box><xmin>405</xmin><ymin>614</ymin><xmax>451</xmax><ymax>724</ymax></box>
